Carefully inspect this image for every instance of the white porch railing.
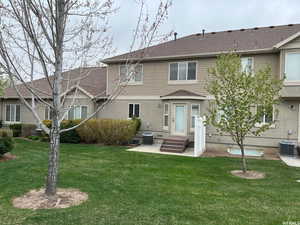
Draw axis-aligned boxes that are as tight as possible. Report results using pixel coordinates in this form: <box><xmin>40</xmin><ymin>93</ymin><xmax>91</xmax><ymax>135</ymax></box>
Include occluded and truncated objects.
<box><xmin>194</xmin><ymin>116</ymin><xmax>206</xmax><ymax>157</ymax></box>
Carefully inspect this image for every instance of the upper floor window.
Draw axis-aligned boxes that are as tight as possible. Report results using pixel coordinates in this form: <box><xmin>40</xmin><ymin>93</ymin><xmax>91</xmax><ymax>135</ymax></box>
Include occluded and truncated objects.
<box><xmin>6</xmin><ymin>104</ymin><xmax>20</xmax><ymax>122</ymax></box>
<box><xmin>129</xmin><ymin>103</ymin><xmax>140</xmax><ymax>118</ymax></box>
<box><xmin>241</xmin><ymin>57</ymin><xmax>253</xmax><ymax>75</ymax></box>
<box><xmin>169</xmin><ymin>62</ymin><xmax>196</xmax><ymax>81</ymax></box>
<box><xmin>285</xmin><ymin>53</ymin><xmax>300</xmax><ymax>81</ymax></box>
<box><xmin>120</xmin><ymin>64</ymin><xmax>143</xmax><ymax>84</ymax></box>
<box><xmin>68</xmin><ymin>105</ymin><xmax>88</xmax><ymax>120</ymax></box>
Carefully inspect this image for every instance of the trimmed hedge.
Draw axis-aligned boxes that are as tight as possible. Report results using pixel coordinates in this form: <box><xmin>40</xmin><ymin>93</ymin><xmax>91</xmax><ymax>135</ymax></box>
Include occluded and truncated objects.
<box><xmin>77</xmin><ymin>118</ymin><xmax>140</xmax><ymax>145</ymax></box>
<box><xmin>0</xmin><ymin>128</ymin><xmax>14</xmax><ymax>156</ymax></box>
<box><xmin>9</xmin><ymin>124</ymin><xmax>22</xmax><ymax>137</ymax></box>
<box><xmin>43</xmin><ymin>120</ymin><xmax>81</xmax><ymax>143</ymax></box>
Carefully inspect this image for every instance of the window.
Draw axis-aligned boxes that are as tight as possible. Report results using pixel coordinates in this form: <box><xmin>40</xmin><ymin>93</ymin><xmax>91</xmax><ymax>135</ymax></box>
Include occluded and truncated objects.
<box><xmin>129</xmin><ymin>104</ymin><xmax>140</xmax><ymax>118</ymax></box>
<box><xmin>191</xmin><ymin>104</ymin><xmax>200</xmax><ymax>129</ymax></box>
<box><xmin>216</xmin><ymin>109</ymin><xmax>225</xmax><ymax>123</ymax></box>
<box><xmin>163</xmin><ymin>103</ymin><xmax>169</xmax><ymax>129</ymax></box>
<box><xmin>120</xmin><ymin>64</ymin><xmax>143</xmax><ymax>83</ymax></box>
<box><xmin>285</xmin><ymin>53</ymin><xmax>300</xmax><ymax>81</ymax></box>
<box><xmin>257</xmin><ymin>105</ymin><xmax>273</xmax><ymax>124</ymax></box>
<box><xmin>5</xmin><ymin>104</ymin><xmax>20</xmax><ymax>122</ymax></box>
<box><xmin>241</xmin><ymin>57</ymin><xmax>253</xmax><ymax>75</ymax></box>
<box><xmin>169</xmin><ymin>62</ymin><xmax>196</xmax><ymax>81</ymax></box>
<box><xmin>68</xmin><ymin>106</ymin><xmax>88</xmax><ymax>120</ymax></box>
<box><xmin>45</xmin><ymin>106</ymin><xmax>53</xmax><ymax>120</ymax></box>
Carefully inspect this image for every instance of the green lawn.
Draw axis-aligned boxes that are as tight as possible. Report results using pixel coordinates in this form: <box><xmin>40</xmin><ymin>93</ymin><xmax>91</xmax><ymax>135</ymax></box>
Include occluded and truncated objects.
<box><xmin>1</xmin><ymin>139</ymin><xmax>300</xmax><ymax>225</ymax></box>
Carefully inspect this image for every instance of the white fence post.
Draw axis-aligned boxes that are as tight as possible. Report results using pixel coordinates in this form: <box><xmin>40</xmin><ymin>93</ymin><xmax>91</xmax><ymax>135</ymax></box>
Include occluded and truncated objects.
<box><xmin>194</xmin><ymin>116</ymin><xmax>206</xmax><ymax>157</ymax></box>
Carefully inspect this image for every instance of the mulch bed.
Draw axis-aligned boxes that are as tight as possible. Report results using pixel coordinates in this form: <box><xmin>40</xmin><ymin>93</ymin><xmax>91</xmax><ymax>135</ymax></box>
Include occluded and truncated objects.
<box><xmin>13</xmin><ymin>188</ymin><xmax>88</xmax><ymax>210</ymax></box>
<box><xmin>231</xmin><ymin>170</ymin><xmax>266</xmax><ymax>179</ymax></box>
<box><xmin>0</xmin><ymin>153</ymin><xmax>16</xmax><ymax>162</ymax></box>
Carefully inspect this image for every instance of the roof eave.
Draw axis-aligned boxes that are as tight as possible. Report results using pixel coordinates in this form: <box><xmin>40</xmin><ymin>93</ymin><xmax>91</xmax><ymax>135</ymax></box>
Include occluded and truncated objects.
<box><xmin>102</xmin><ymin>48</ymin><xmax>277</xmax><ymax>64</ymax></box>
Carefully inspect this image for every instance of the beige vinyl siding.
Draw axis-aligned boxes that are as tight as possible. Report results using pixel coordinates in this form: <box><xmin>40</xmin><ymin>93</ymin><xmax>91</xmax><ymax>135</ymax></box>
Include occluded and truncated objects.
<box><xmin>107</xmin><ymin>53</ymin><xmax>280</xmax><ymax>97</ymax></box>
<box><xmin>281</xmin><ymin>36</ymin><xmax>300</xmax><ymax>49</ymax></box>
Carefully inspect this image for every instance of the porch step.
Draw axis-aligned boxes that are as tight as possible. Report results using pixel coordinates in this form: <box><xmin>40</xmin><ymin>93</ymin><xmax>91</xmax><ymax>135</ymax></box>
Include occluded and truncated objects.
<box><xmin>160</xmin><ymin>136</ymin><xmax>189</xmax><ymax>153</ymax></box>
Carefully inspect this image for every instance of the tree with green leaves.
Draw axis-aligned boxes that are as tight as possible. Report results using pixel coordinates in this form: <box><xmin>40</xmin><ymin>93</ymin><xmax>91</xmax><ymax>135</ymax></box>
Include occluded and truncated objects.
<box><xmin>207</xmin><ymin>53</ymin><xmax>283</xmax><ymax>173</ymax></box>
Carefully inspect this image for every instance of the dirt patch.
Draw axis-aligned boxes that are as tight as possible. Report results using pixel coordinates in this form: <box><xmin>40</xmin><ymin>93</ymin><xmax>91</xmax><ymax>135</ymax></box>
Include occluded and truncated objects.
<box><xmin>231</xmin><ymin>170</ymin><xmax>266</xmax><ymax>179</ymax></box>
<box><xmin>12</xmin><ymin>188</ymin><xmax>88</xmax><ymax>210</ymax></box>
<box><xmin>0</xmin><ymin>153</ymin><xmax>16</xmax><ymax>162</ymax></box>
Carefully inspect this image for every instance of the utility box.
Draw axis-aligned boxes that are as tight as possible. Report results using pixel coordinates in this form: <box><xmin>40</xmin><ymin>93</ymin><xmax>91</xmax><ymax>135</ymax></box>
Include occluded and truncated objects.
<box><xmin>279</xmin><ymin>140</ymin><xmax>296</xmax><ymax>156</ymax></box>
<box><xmin>142</xmin><ymin>132</ymin><xmax>153</xmax><ymax>145</ymax></box>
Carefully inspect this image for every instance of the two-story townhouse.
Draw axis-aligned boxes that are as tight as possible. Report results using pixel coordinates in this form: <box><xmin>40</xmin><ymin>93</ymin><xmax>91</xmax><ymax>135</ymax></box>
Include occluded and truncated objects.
<box><xmin>101</xmin><ymin>24</ymin><xmax>300</xmax><ymax>149</ymax></box>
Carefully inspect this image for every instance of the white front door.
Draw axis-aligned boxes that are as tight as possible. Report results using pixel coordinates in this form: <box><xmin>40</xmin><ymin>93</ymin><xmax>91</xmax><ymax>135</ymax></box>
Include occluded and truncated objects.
<box><xmin>172</xmin><ymin>104</ymin><xmax>187</xmax><ymax>136</ymax></box>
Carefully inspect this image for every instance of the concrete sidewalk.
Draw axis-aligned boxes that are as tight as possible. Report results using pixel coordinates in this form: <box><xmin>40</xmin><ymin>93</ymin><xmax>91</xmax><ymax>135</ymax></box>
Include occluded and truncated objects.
<box><xmin>280</xmin><ymin>155</ymin><xmax>300</xmax><ymax>167</ymax></box>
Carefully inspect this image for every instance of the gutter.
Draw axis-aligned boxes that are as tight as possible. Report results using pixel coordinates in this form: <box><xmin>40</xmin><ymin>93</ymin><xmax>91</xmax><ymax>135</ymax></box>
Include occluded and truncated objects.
<box><xmin>103</xmin><ymin>48</ymin><xmax>277</xmax><ymax>64</ymax></box>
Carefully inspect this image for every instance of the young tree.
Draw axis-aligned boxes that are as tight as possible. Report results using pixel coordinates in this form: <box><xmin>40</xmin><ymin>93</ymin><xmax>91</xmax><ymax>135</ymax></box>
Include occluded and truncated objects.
<box><xmin>0</xmin><ymin>0</ymin><xmax>171</xmax><ymax>197</ymax></box>
<box><xmin>207</xmin><ymin>53</ymin><xmax>283</xmax><ymax>173</ymax></box>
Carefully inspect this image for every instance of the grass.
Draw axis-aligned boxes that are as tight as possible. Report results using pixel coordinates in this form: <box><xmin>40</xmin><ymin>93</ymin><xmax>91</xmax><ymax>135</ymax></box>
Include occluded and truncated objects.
<box><xmin>1</xmin><ymin>139</ymin><xmax>300</xmax><ymax>225</ymax></box>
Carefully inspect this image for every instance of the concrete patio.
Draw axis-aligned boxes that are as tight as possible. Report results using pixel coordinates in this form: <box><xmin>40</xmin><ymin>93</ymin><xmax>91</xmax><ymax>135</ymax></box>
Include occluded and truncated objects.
<box><xmin>127</xmin><ymin>144</ymin><xmax>195</xmax><ymax>157</ymax></box>
<box><xmin>280</xmin><ymin>155</ymin><xmax>300</xmax><ymax>167</ymax></box>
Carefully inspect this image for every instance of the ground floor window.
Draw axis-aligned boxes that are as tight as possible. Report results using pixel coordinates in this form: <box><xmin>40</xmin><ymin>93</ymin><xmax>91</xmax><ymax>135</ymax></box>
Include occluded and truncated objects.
<box><xmin>129</xmin><ymin>103</ymin><xmax>140</xmax><ymax>118</ymax></box>
<box><xmin>45</xmin><ymin>106</ymin><xmax>53</xmax><ymax>120</ymax></box>
<box><xmin>257</xmin><ymin>105</ymin><xmax>273</xmax><ymax>124</ymax></box>
<box><xmin>191</xmin><ymin>104</ymin><xmax>200</xmax><ymax>129</ymax></box>
<box><xmin>163</xmin><ymin>103</ymin><xmax>169</xmax><ymax>130</ymax></box>
<box><xmin>6</xmin><ymin>104</ymin><xmax>21</xmax><ymax>122</ymax></box>
<box><xmin>68</xmin><ymin>105</ymin><xmax>88</xmax><ymax>120</ymax></box>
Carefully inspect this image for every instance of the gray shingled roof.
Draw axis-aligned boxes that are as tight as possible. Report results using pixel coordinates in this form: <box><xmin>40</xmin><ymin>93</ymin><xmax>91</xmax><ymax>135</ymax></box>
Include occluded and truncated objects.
<box><xmin>3</xmin><ymin>67</ymin><xmax>107</xmax><ymax>99</ymax></box>
<box><xmin>103</xmin><ymin>24</ymin><xmax>300</xmax><ymax>63</ymax></box>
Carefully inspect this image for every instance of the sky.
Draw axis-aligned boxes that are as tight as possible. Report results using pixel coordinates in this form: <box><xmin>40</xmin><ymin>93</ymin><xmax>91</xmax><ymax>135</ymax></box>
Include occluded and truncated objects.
<box><xmin>109</xmin><ymin>0</ymin><xmax>300</xmax><ymax>56</ymax></box>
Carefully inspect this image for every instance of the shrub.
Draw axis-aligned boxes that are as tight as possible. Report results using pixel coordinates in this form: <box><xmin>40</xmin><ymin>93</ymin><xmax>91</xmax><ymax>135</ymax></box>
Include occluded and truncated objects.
<box><xmin>42</xmin><ymin>119</ymin><xmax>81</xmax><ymax>143</ymax></box>
<box><xmin>77</xmin><ymin>119</ymin><xmax>138</xmax><ymax>145</ymax></box>
<box><xmin>0</xmin><ymin>128</ymin><xmax>14</xmax><ymax>156</ymax></box>
<box><xmin>9</xmin><ymin>124</ymin><xmax>22</xmax><ymax>137</ymax></box>
<box><xmin>132</xmin><ymin>117</ymin><xmax>141</xmax><ymax>134</ymax></box>
<box><xmin>0</xmin><ymin>128</ymin><xmax>13</xmax><ymax>138</ymax></box>
<box><xmin>21</xmin><ymin>124</ymin><xmax>37</xmax><ymax>137</ymax></box>
<box><xmin>28</xmin><ymin>135</ymin><xmax>40</xmax><ymax>141</ymax></box>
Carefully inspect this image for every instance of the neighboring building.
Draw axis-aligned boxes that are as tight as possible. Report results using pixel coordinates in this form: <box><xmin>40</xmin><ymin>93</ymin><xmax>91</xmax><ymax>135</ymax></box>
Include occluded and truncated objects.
<box><xmin>0</xmin><ymin>67</ymin><xmax>107</xmax><ymax>125</ymax></box>
<box><xmin>101</xmin><ymin>24</ymin><xmax>300</xmax><ymax>148</ymax></box>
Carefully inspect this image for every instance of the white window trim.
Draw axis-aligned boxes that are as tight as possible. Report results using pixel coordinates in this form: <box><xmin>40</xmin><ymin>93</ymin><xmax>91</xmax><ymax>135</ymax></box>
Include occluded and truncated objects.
<box><xmin>5</xmin><ymin>104</ymin><xmax>21</xmax><ymax>123</ymax></box>
<box><xmin>128</xmin><ymin>103</ymin><xmax>140</xmax><ymax>118</ymax></box>
<box><xmin>45</xmin><ymin>106</ymin><xmax>51</xmax><ymax>120</ymax></box>
<box><xmin>190</xmin><ymin>104</ymin><xmax>200</xmax><ymax>132</ymax></box>
<box><xmin>284</xmin><ymin>52</ymin><xmax>300</xmax><ymax>85</ymax></box>
<box><xmin>68</xmin><ymin>105</ymin><xmax>88</xmax><ymax>120</ymax></box>
<box><xmin>163</xmin><ymin>103</ymin><xmax>169</xmax><ymax>130</ymax></box>
<box><xmin>255</xmin><ymin>105</ymin><xmax>276</xmax><ymax>128</ymax></box>
<box><xmin>119</xmin><ymin>64</ymin><xmax>143</xmax><ymax>85</ymax></box>
<box><xmin>241</xmin><ymin>57</ymin><xmax>254</xmax><ymax>76</ymax></box>
<box><xmin>168</xmin><ymin>61</ymin><xmax>198</xmax><ymax>83</ymax></box>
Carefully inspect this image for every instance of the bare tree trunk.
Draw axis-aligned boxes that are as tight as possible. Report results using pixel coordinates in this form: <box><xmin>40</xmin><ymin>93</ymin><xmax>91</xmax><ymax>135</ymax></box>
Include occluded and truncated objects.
<box><xmin>239</xmin><ymin>141</ymin><xmax>247</xmax><ymax>173</ymax></box>
<box><xmin>45</xmin><ymin>128</ymin><xmax>60</xmax><ymax>197</ymax></box>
